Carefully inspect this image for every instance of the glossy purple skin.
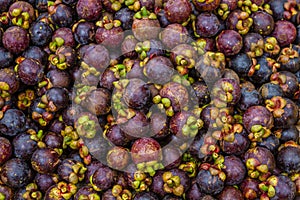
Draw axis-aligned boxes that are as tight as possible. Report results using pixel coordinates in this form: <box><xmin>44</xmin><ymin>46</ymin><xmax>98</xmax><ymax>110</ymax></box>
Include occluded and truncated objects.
<box><xmin>82</xmin><ymin>44</ymin><xmax>110</xmax><ymax>72</ymax></box>
<box><xmin>164</xmin><ymin>0</ymin><xmax>192</xmax><ymax>23</ymax></box>
<box><xmin>3</xmin><ymin>26</ymin><xmax>30</xmax><ymax>54</ymax></box>
<box><xmin>277</xmin><ymin>146</ymin><xmax>300</xmax><ymax>174</ymax></box>
<box><xmin>0</xmin><ymin>158</ymin><xmax>33</xmax><ymax>188</ymax></box>
<box><xmin>196</xmin><ymin>12</ymin><xmax>221</xmax><ymax>37</ymax></box>
<box><xmin>123</xmin><ymin>78</ymin><xmax>151</xmax><ymax>110</ymax></box>
<box><xmin>251</xmin><ymin>11</ymin><xmax>274</xmax><ymax>35</ymax></box>
<box><xmin>272</xmin><ymin>20</ymin><xmax>297</xmax><ymax>47</ymax></box>
<box><xmin>131</xmin><ymin>137</ymin><xmax>161</xmax><ymax>164</ymax></box>
<box><xmin>244</xmin><ymin>146</ymin><xmax>276</xmax><ymax>172</ymax></box>
<box><xmin>0</xmin><ymin>137</ymin><xmax>12</xmax><ymax>164</ymax></box>
<box><xmin>76</xmin><ymin>0</ymin><xmax>102</xmax><ymax>21</ymax></box>
<box><xmin>243</xmin><ymin>105</ymin><xmax>274</xmax><ymax>133</ymax></box>
<box><xmin>82</xmin><ymin>88</ymin><xmax>111</xmax><ymax>116</ymax></box>
<box><xmin>92</xmin><ymin>166</ymin><xmax>115</xmax><ymax>191</ymax></box>
<box><xmin>17</xmin><ymin>58</ymin><xmax>44</xmax><ymax>85</ymax></box>
<box><xmin>273</xmin><ymin>98</ymin><xmax>299</xmax><ymax>128</ymax></box>
<box><xmin>159</xmin><ymin>82</ymin><xmax>190</xmax><ymax>112</ymax></box>
<box><xmin>144</xmin><ymin>56</ymin><xmax>174</xmax><ymax>85</ymax></box>
<box><xmin>223</xmin><ymin>155</ymin><xmax>246</xmax><ymax>185</ymax></box>
<box><xmin>52</xmin><ymin>28</ymin><xmax>76</xmax><ymax>47</ymax></box>
<box><xmin>35</xmin><ymin>173</ymin><xmax>58</xmax><ymax>192</ymax></box>
<box><xmin>160</xmin><ymin>24</ymin><xmax>189</xmax><ymax>49</ymax></box>
<box><xmin>220</xmin><ymin>131</ymin><xmax>250</xmax><ymax>155</ymax></box>
<box><xmin>31</xmin><ymin>148</ymin><xmax>60</xmax><ymax>174</ymax></box>
<box><xmin>216</xmin><ymin>30</ymin><xmax>243</xmax><ymax>56</ymax></box>
<box><xmin>118</xmin><ymin>110</ymin><xmax>150</xmax><ymax>138</ymax></box>
<box><xmin>240</xmin><ymin>178</ymin><xmax>261</xmax><ymax>199</ymax></box>
<box><xmin>13</xmin><ymin>133</ymin><xmax>37</xmax><ymax>160</ymax></box>
<box><xmin>132</xmin><ymin>18</ymin><xmax>160</xmax><ymax>41</ymax></box>
<box><xmin>218</xmin><ymin>186</ymin><xmax>243</xmax><ymax>200</ymax></box>
<box><xmin>192</xmin><ymin>0</ymin><xmax>221</xmax><ymax>11</ymax></box>
<box><xmin>95</xmin><ymin>26</ymin><xmax>124</xmax><ymax>48</ymax></box>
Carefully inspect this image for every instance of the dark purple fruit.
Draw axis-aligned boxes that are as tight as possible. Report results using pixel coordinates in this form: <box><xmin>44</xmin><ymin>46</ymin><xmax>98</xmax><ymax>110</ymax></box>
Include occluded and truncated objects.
<box><xmin>95</xmin><ymin>17</ymin><xmax>124</xmax><ymax>49</ymax></box>
<box><xmin>270</xmin><ymin>71</ymin><xmax>299</xmax><ymax>99</ymax></box>
<box><xmin>106</xmin><ymin>146</ymin><xmax>130</xmax><ymax>170</ymax></box>
<box><xmin>244</xmin><ymin>146</ymin><xmax>276</xmax><ymax>180</ymax></box>
<box><xmin>144</xmin><ymin>56</ymin><xmax>174</xmax><ymax>85</ymax></box>
<box><xmin>185</xmin><ymin>182</ymin><xmax>204</xmax><ymax>200</ymax></box>
<box><xmin>132</xmin><ymin>7</ymin><xmax>160</xmax><ymax>41</ymax></box>
<box><xmin>90</xmin><ymin>166</ymin><xmax>116</xmax><ymax>191</ymax></box>
<box><xmin>223</xmin><ymin>155</ymin><xmax>246</xmax><ymax>185</ymax></box>
<box><xmin>82</xmin><ymin>44</ymin><xmax>110</xmax><ymax>73</ymax></box>
<box><xmin>265</xmin><ymin>96</ymin><xmax>298</xmax><ymax>128</ymax></box>
<box><xmin>238</xmin><ymin>86</ymin><xmax>262</xmax><ymax>111</ymax></box>
<box><xmin>279</xmin><ymin>126</ymin><xmax>299</xmax><ymax>143</ymax></box>
<box><xmin>73</xmin><ymin>21</ymin><xmax>95</xmax><ymax>45</ymax></box>
<box><xmin>31</xmin><ymin>147</ymin><xmax>60</xmax><ymax>174</ymax></box>
<box><xmin>192</xmin><ymin>0</ymin><xmax>220</xmax><ymax>11</ymax></box>
<box><xmin>104</xmin><ymin>124</ymin><xmax>131</xmax><ymax>147</ymax></box>
<box><xmin>150</xmin><ymin>112</ymin><xmax>170</xmax><ymax>140</ymax></box>
<box><xmin>123</xmin><ymin>78</ymin><xmax>151</xmax><ymax>110</ymax></box>
<box><xmin>276</xmin><ymin>142</ymin><xmax>300</xmax><ymax>174</ymax></box>
<box><xmin>259</xmin><ymin>82</ymin><xmax>284</xmax><ymax>100</ymax></box>
<box><xmin>131</xmin><ymin>137</ymin><xmax>162</xmax><ymax>165</ymax></box>
<box><xmin>133</xmin><ymin>192</ymin><xmax>159</xmax><ymax>200</ymax></box>
<box><xmin>76</xmin><ymin>0</ymin><xmax>102</xmax><ymax>21</ymax></box>
<box><xmin>0</xmin><ymin>158</ymin><xmax>33</xmax><ymax>188</ymax></box>
<box><xmin>243</xmin><ymin>33</ymin><xmax>264</xmax><ymax>57</ymax></box>
<box><xmin>196</xmin><ymin>164</ymin><xmax>225</xmax><ymax>195</ymax></box>
<box><xmin>17</xmin><ymin>58</ymin><xmax>44</xmax><ymax>85</ymax></box>
<box><xmin>259</xmin><ymin>175</ymin><xmax>296</xmax><ymax>200</ymax></box>
<box><xmin>35</xmin><ymin>173</ymin><xmax>59</xmax><ymax>193</ymax></box>
<box><xmin>114</xmin><ymin>7</ymin><xmax>134</xmax><ymax>30</ymax></box>
<box><xmin>164</xmin><ymin>0</ymin><xmax>192</xmax><ymax>23</ymax></box>
<box><xmin>216</xmin><ymin>30</ymin><xmax>243</xmax><ymax>56</ymax></box>
<box><xmin>81</xmin><ymin>88</ymin><xmax>111</xmax><ymax>116</ymax></box>
<box><xmin>8</xmin><ymin>1</ymin><xmax>35</xmax><ymax>29</ymax></box>
<box><xmin>159</xmin><ymin>81</ymin><xmax>190</xmax><ymax>113</ymax></box>
<box><xmin>0</xmin><ymin>47</ymin><xmax>14</xmax><ymax>69</ymax></box>
<box><xmin>2</xmin><ymin>26</ymin><xmax>29</xmax><ymax>54</ymax></box>
<box><xmin>13</xmin><ymin>132</ymin><xmax>37</xmax><ymax>160</ymax></box>
<box><xmin>58</xmin><ymin>159</ymin><xmax>86</xmax><ymax>184</ymax></box>
<box><xmin>240</xmin><ymin>178</ymin><xmax>261</xmax><ymax>200</ymax></box>
<box><xmin>243</xmin><ymin>105</ymin><xmax>274</xmax><ymax>141</ymax></box>
<box><xmin>251</xmin><ymin>11</ymin><xmax>274</xmax><ymax>35</ymax></box>
<box><xmin>51</xmin><ymin>27</ymin><xmax>76</xmax><ymax>48</ymax></box>
<box><xmin>45</xmin><ymin>87</ymin><xmax>69</xmax><ymax>112</ymax></box>
<box><xmin>272</xmin><ymin>20</ymin><xmax>297</xmax><ymax>47</ymax></box>
<box><xmin>48</xmin><ymin>3</ymin><xmax>73</xmax><ymax>27</ymax></box>
<box><xmin>218</xmin><ymin>186</ymin><xmax>243</xmax><ymax>200</ymax></box>
<box><xmin>160</xmin><ymin>24</ymin><xmax>189</xmax><ymax>49</ymax></box>
<box><xmin>0</xmin><ymin>137</ymin><xmax>12</xmax><ymax>164</ymax></box>
<box><xmin>195</xmin><ymin>12</ymin><xmax>221</xmax><ymax>37</ymax></box>
<box><xmin>29</xmin><ymin>21</ymin><xmax>53</xmax><ymax>46</ymax></box>
<box><xmin>74</xmin><ymin>186</ymin><xmax>100</xmax><ymax>200</ymax></box>
<box><xmin>0</xmin><ymin>109</ymin><xmax>26</xmax><ymax>137</ymax></box>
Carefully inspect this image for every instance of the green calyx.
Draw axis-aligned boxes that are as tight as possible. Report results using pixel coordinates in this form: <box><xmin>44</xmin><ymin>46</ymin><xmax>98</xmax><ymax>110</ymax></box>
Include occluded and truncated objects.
<box><xmin>182</xmin><ymin>115</ymin><xmax>203</xmax><ymax>138</ymax></box>
<box><xmin>249</xmin><ymin>125</ymin><xmax>271</xmax><ymax>142</ymax></box>
<box><xmin>76</xmin><ymin>115</ymin><xmax>97</xmax><ymax>138</ymax></box>
<box><xmin>112</xmin><ymin>185</ymin><xmax>132</xmax><ymax>200</ymax></box>
<box><xmin>162</xmin><ymin>172</ymin><xmax>184</xmax><ymax>196</ymax></box>
<box><xmin>49</xmin><ymin>37</ymin><xmax>65</xmax><ymax>52</ymax></box>
<box><xmin>179</xmin><ymin>161</ymin><xmax>197</xmax><ymax>177</ymax></box>
<box><xmin>132</xmin><ymin>171</ymin><xmax>152</xmax><ymax>192</ymax></box>
<box><xmin>134</xmin><ymin>6</ymin><xmax>156</xmax><ymax>19</ymax></box>
<box><xmin>136</xmin><ymin>160</ymin><xmax>164</xmax><ymax>176</ymax></box>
